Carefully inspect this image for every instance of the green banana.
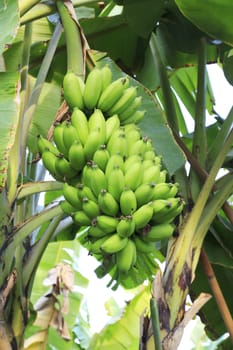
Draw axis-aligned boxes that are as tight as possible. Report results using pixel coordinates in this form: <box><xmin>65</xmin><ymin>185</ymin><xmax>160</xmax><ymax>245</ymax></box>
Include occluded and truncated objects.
<box><xmin>133</xmin><ymin>235</ymin><xmax>155</xmax><ymax>253</ymax></box>
<box><xmin>121</xmin><ymin>110</ymin><xmax>145</xmax><ymax>125</ymax></box>
<box><xmin>107</xmin><ymin>166</ymin><xmax>125</xmax><ymax>201</ymax></box>
<box><xmin>63</xmin><ymin>122</ymin><xmax>79</xmax><ymax>151</ymax></box>
<box><xmin>105</xmin><ymin>114</ymin><xmax>121</xmax><ymax>142</ymax></box>
<box><xmin>97</xmin><ymin>76</ymin><xmax>129</xmax><ymax>112</ymax></box>
<box><xmin>70</xmin><ymin>108</ymin><xmax>89</xmax><ymax>146</ymax></box>
<box><xmin>41</xmin><ymin>150</ymin><xmax>59</xmax><ymax>178</ymax></box>
<box><xmin>125</xmin><ymin>127</ymin><xmax>141</xmax><ymax>146</ymax></box>
<box><xmin>89</xmin><ymin>235</ymin><xmax>112</xmax><ymax>254</ymax></box>
<box><xmin>98</xmin><ymin>189</ymin><xmax>119</xmax><ymax>217</ymax></box>
<box><xmin>63</xmin><ymin>71</ymin><xmax>84</xmax><ymax>110</ymax></box>
<box><xmin>107</xmin><ymin>86</ymin><xmax>137</xmax><ymax>116</ymax></box>
<box><xmin>55</xmin><ymin>155</ymin><xmax>77</xmax><ymax>179</ymax></box>
<box><xmin>142</xmin><ymin>164</ymin><xmax>161</xmax><ymax>183</ymax></box>
<box><xmin>142</xmin><ymin>159</ymin><xmax>156</xmax><ymax>171</ymax></box>
<box><xmin>81</xmin><ymin>163</ymin><xmax>94</xmax><ymax>188</ymax></box>
<box><xmin>105</xmin><ymin>154</ymin><xmax>124</xmax><ymax>178</ymax></box>
<box><xmin>152</xmin><ymin>183</ymin><xmax>177</xmax><ymax>200</ymax></box>
<box><xmin>116</xmin><ymin>217</ymin><xmax>135</xmax><ymax>238</ymax></box>
<box><xmin>119</xmin><ymin>188</ymin><xmax>137</xmax><ymax>215</ymax></box>
<box><xmin>167</xmin><ymin>182</ymin><xmax>179</xmax><ymax>198</ymax></box>
<box><xmin>63</xmin><ymin>183</ymin><xmax>82</xmax><ymax>209</ymax></box>
<box><xmin>151</xmin><ymin>199</ymin><xmax>172</xmax><ymax>220</ymax></box>
<box><xmin>134</xmin><ymin>182</ymin><xmax>156</xmax><ymax>207</ymax></box>
<box><xmin>83</xmin><ymin>68</ymin><xmax>103</xmax><ymax>110</ymax></box>
<box><xmin>72</xmin><ymin>210</ymin><xmax>91</xmax><ymax>226</ymax></box>
<box><xmin>68</xmin><ymin>141</ymin><xmax>86</xmax><ymax>171</ymax></box>
<box><xmin>89</xmin><ymin>164</ymin><xmax>107</xmax><ymax>197</ymax></box>
<box><xmin>37</xmin><ymin>135</ymin><xmax>59</xmax><ymax>155</ymax></box>
<box><xmin>77</xmin><ymin>183</ymin><xmax>96</xmax><ymax>202</ymax></box>
<box><xmin>83</xmin><ymin>130</ymin><xmax>104</xmax><ymax>161</ymax></box>
<box><xmin>93</xmin><ymin>145</ymin><xmax>110</xmax><ymax>171</ymax></box>
<box><xmin>118</xmin><ymin>96</ymin><xmax>142</xmax><ymax>122</ymax></box>
<box><xmin>116</xmin><ymin>239</ymin><xmax>137</xmax><ymax>273</ymax></box>
<box><xmin>107</xmin><ymin>132</ymin><xmax>128</xmax><ymax>158</ymax></box>
<box><xmin>142</xmin><ymin>223</ymin><xmax>175</xmax><ymax>242</ymax></box>
<box><xmin>100</xmin><ymin>233</ymin><xmax>128</xmax><ymax>254</ymax></box>
<box><xmin>143</xmin><ymin>150</ymin><xmax>157</xmax><ymax>161</ymax></box>
<box><xmin>94</xmin><ymin>215</ymin><xmax>119</xmax><ymax>234</ymax></box>
<box><xmin>158</xmin><ymin>170</ymin><xmax>167</xmax><ymax>183</ymax></box>
<box><xmin>124</xmin><ymin>161</ymin><xmax>143</xmax><ymax>191</ymax></box>
<box><xmin>60</xmin><ymin>200</ymin><xmax>77</xmax><ymax>215</ymax></box>
<box><xmin>128</xmin><ymin>138</ymin><xmax>146</xmax><ymax>157</ymax></box>
<box><xmin>88</xmin><ymin>109</ymin><xmax>106</xmax><ymax>142</ymax></box>
<box><xmin>132</xmin><ymin>203</ymin><xmax>154</xmax><ymax>230</ymax></box>
<box><xmin>153</xmin><ymin>198</ymin><xmax>184</xmax><ymax>224</ymax></box>
<box><xmin>53</xmin><ymin>122</ymin><xmax>68</xmax><ymax>157</ymax></box>
<box><xmin>82</xmin><ymin>197</ymin><xmax>100</xmax><ymax>219</ymax></box>
<box><xmin>100</xmin><ymin>65</ymin><xmax>112</xmax><ymax>90</ymax></box>
<box><xmin>87</xmin><ymin>225</ymin><xmax>108</xmax><ymax>238</ymax></box>
<box><xmin>123</xmin><ymin>154</ymin><xmax>142</xmax><ymax>174</ymax></box>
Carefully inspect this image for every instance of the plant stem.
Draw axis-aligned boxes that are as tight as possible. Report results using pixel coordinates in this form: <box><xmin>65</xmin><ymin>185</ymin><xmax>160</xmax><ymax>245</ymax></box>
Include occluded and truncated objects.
<box><xmin>207</xmin><ymin>106</ymin><xmax>233</xmax><ymax>170</ymax></box>
<box><xmin>192</xmin><ymin>37</ymin><xmax>207</xmax><ymax>164</ymax></box>
<box><xmin>5</xmin><ymin>204</ymin><xmax>64</xmax><ymax>252</ymax></box>
<box><xmin>17</xmin><ymin>181</ymin><xmax>63</xmax><ymax>201</ymax></box>
<box><xmin>150</xmin><ymin>32</ymin><xmax>179</xmax><ymax>133</ymax></box>
<box><xmin>200</xmin><ymin>249</ymin><xmax>233</xmax><ymax>342</ymax></box>
<box><xmin>56</xmin><ymin>0</ymin><xmax>85</xmax><ymax>77</ymax></box>
<box><xmin>189</xmin><ymin>37</ymin><xmax>207</xmax><ymax>202</ymax></box>
<box><xmin>21</xmin><ymin>22</ymin><xmax>62</xmax><ymax>168</ymax></box>
<box><xmin>192</xmin><ymin>172</ymin><xmax>233</xmax><ymax>260</ymax></box>
<box><xmin>150</xmin><ymin>298</ymin><xmax>162</xmax><ymax>350</ymax></box>
<box><xmin>163</xmin><ymin>129</ymin><xmax>233</xmax><ymax>329</ymax></box>
<box><xmin>20</xmin><ymin>0</ymin><xmax>99</xmax><ymax>25</ymax></box>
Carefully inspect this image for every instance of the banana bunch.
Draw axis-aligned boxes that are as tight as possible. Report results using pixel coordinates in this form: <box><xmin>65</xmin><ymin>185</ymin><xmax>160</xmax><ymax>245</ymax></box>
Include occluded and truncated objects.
<box><xmin>56</xmin><ymin>122</ymin><xmax>184</xmax><ymax>276</ymax></box>
<box><xmin>63</xmin><ymin>66</ymin><xmax>145</xmax><ymax>125</ymax></box>
<box><xmin>37</xmin><ymin>65</ymin><xmax>184</xmax><ymax>281</ymax></box>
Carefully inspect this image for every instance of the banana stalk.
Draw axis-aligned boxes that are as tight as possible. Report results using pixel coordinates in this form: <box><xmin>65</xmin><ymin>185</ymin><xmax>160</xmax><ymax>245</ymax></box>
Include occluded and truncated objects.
<box><xmin>56</xmin><ymin>0</ymin><xmax>86</xmax><ymax>77</ymax></box>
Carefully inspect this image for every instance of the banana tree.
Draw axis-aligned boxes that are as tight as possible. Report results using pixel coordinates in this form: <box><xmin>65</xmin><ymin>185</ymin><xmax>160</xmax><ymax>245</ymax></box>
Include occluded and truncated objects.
<box><xmin>1</xmin><ymin>0</ymin><xmax>233</xmax><ymax>349</ymax></box>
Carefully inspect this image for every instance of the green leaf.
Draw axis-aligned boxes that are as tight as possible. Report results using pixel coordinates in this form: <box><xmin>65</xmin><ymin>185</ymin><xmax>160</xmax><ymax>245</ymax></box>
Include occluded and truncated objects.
<box><xmin>175</xmin><ymin>0</ymin><xmax>233</xmax><ymax>47</ymax></box>
<box><xmin>0</xmin><ymin>0</ymin><xmax>20</xmax><ymax>55</ymax></box>
<box><xmin>123</xmin><ymin>0</ymin><xmax>165</xmax><ymax>38</ymax></box>
<box><xmin>81</xmin><ymin>14</ymin><xmax>148</xmax><ymax>70</ymax></box>
<box><xmin>0</xmin><ymin>72</ymin><xmax>20</xmax><ymax>191</ymax></box>
<box><xmin>88</xmin><ymin>286</ymin><xmax>151</xmax><ymax>350</ymax></box>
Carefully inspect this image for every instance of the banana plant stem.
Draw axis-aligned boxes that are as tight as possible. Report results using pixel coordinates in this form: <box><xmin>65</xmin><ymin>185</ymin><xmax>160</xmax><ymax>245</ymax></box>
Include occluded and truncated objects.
<box><xmin>192</xmin><ymin>36</ymin><xmax>207</xmax><ymax>164</ymax></box>
<box><xmin>20</xmin><ymin>0</ymin><xmax>99</xmax><ymax>25</ymax></box>
<box><xmin>150</xmin><ymin>32</ymin><xmax>179</xmax><ymax>133</ymax></box>
<box><xmin>200</xmin><ymin>249</ymin><xmax>233</xmax><ymax>342</ymax></box>
<box><xmin>5</xmin><ymin>204</ymin><xmax>64</xmax><ymax>253</ymax></box>
<box><xmin>56</xmin><ymin>0</ymin><xmax>85</xmax><ymax>78</ymax></box>
<box><xmin>21</xmin><ymin>22</ymin><xmax>62</xmax><ymax>170</ymax></box>
<box><xmin>150</xmin><ymin>298</ymin><xmax>162</xmax><ymax>350</ymax></box>
<box><xmin>207</xmin><ymin>106</ymin><xmax>233</xmax><ymax>170</ymax></box>
<box><xmin>163</xmin><ymin>129</ymin><xmax>233</xmax><ymax>328</ymax></box>
<box><xmin>17</xmin><ymin>181</ymin><xmax>63</xmax><ymax>201</ymax></box>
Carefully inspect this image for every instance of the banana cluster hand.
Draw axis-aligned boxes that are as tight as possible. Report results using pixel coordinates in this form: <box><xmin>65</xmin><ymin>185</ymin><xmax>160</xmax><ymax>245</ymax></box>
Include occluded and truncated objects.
<box><xmin>62</xmin><ymin>66</ymin><xmax>145</xmax><ymax>125</ymax></box>
<box><xmin>37</xmin><ymin>65</ymin><xmax>185</xmax><ymax>280</ymax></box>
